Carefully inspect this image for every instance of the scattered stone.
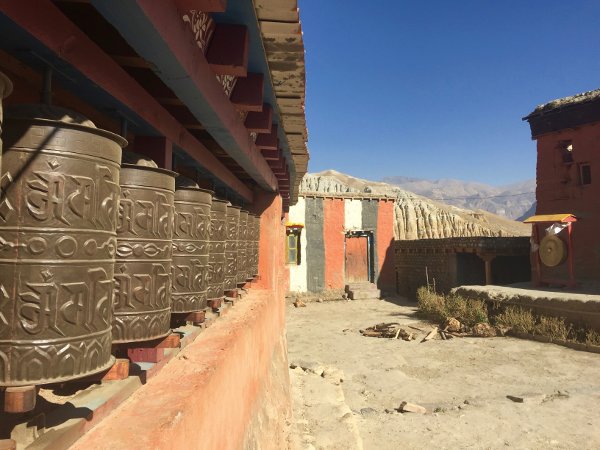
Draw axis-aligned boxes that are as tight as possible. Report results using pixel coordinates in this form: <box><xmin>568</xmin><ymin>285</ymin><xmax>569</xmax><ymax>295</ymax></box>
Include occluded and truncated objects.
<box><xmin>443</xmin><ymin>317</ymin><xmax>462</xmax><ymax>333</ymax></box>
<box><xmin>316</xmin><ymin>298</ymin><xmax>323</xmax><ymax>303</ymax></box>
<box><xmin>293</xmin><ymin>298</ymin><xmax>307</xmax><ymax>308</ymax></box>
<box><xmin>398</xmin><ymin>401</ymin><xmax>427</xmax><ymax>414</ymax></box>
<box><xmin>322</xmin><ymin>366</ymin><xmax>345</xmax><ymax>385</ymax></box>
<box><xmin>290</xmin><ymin>360</ymin><xmax>325</xmax><ymax>376</ymax></box>
<box><xmin>360</xmin><ymin>407</ymin><xmax>377</xmax><ymax>416</ymax></box>
<box><xmin>506</xmin><ymin>393</ymin><xmax>545</xmax><ymax>404</ymax></box>
<box><xmin>472</xmin><ymin>322</ymin><xmax>497</xmax><ymax>337</ymax></box>
<box><xmin>542</xmin><ymin>391</ymin><xmax>570</xmax><ymax>403</ymax></box>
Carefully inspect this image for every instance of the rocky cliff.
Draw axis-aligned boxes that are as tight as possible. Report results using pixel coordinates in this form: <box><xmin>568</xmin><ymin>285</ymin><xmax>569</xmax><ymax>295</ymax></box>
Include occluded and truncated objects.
<box><xmin>300</xmin><ymin>171</ymin><xmax>530</xmax><ymax>240</ymax></box>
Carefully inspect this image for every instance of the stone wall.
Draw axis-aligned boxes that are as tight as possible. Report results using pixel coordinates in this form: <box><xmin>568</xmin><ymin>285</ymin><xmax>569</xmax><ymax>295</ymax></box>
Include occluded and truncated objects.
<box><xmin>395</xmin><ymin>237</ymin><xmax>531</xmax><ymax>299</ymax></box>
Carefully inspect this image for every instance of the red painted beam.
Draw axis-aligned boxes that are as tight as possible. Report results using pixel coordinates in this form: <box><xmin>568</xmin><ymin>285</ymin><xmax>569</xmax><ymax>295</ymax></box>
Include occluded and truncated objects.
<box><xmin>230</xmin><ymin>73</ymin><xmax>263</xmax><ymax>112</ymax></box>
<box><xmin>206</xmin><ymin>24</ymin><xmax>248</xmax><ymax>77</ymax></box>
<box><xmin>173</xmin><ymin>0</ymin><xmax>227</xmax><ymax>13</ymax></box>
<box><xmin>261</xmin><ymin>149</ymin><xmax>280</xmax><ymax>161</ymax></box>
<box><xmin>0</xmin><ymin>0</ymin><xmax>253</xmax><ymax>201</ymax></box>
<box><xmin>255</xmin><ymin>124</ymin><xmax>278</xmax><ymax>150</ymax></box>
<box><xmin>133</xmin><ymin>0</ymin><xmax>276</xmax><ymax>191</ymax></box>
<box><xmin>245</xmin><ymin>104</ymin><xmax>272</xmax><ymax>133</ymax></box>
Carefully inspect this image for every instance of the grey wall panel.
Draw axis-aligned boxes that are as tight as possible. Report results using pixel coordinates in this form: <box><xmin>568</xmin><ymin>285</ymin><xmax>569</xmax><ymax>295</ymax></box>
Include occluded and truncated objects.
<box><xmin>306</xmin><ymin>197</ymin><xmax>325</xmax><ymax>292</ymax></box>
<box><xmin>362</xmin><ymin>199</ymin><xmax>379</xmax><ymax>281</ymax></box>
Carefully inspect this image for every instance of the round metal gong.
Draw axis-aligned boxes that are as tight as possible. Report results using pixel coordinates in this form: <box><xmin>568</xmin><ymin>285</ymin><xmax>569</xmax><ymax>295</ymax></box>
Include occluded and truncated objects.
<box><xmin>539</xmin><ymin>234</ymin><xmax>567</xmax><ymax>267</ymax></box>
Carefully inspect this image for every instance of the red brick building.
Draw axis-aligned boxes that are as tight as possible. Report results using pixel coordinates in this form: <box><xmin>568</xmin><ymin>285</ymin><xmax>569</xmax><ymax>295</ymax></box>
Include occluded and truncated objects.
<box><xmin>524</xmin><ymin>90</ymin><xmax>600</xmax><ymax>283</ymax></box>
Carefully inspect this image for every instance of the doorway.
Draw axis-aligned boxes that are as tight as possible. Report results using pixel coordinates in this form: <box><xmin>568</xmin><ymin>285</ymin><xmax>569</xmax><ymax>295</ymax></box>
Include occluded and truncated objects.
<box><xmin>345</xmin><ymin>231</ymin><xmax>373</xmax><ymax>283</ymax></box>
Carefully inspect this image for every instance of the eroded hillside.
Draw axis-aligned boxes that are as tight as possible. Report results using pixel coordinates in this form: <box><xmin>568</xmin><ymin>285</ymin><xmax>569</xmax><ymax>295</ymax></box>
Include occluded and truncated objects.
<box><xmin>301</xmin><ymin>171</ymin><xmax>530</xmax><ymax>239</ymax></box>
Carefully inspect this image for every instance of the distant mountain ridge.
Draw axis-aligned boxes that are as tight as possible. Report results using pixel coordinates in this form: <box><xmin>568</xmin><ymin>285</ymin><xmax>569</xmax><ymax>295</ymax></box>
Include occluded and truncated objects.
<box><xmin>381</xmin><ymin>176</ymin><xmax>535</xmax><ymax>220</ymax></box>
<box><xmin>302</xmin><ymin>170</ymin><xmax>530</xmax><ymax>239</ymax></box>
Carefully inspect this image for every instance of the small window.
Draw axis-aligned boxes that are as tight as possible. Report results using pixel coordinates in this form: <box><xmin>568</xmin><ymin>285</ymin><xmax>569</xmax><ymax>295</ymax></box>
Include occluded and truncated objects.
<box><xmin>286</xmin><ymin>228</ymin><xmax>302</xmax><ymax>265</ymax></box>
<box><xmin>579</xmin><ymin>163</ymin><xmax>592</xmax><ymax>185</ymax></box>
<box><xmin>559</xmin><ymin>141</ymin><xmax>574</xmax><ymax>164</ymax></box>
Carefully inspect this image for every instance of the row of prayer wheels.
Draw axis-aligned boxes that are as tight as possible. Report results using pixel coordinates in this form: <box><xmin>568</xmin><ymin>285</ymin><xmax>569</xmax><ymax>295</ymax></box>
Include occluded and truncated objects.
<box><xmin>0</xmin><ymin>79</ymin><xmax>261</xmax><ymax>388</ymax></box>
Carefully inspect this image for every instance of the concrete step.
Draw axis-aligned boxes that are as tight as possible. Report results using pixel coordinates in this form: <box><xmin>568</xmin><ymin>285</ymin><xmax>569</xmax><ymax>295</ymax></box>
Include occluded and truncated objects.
<box><xmin>348</xmin><ymin>289</ymin><xmax>381</xmax><ymax>300</ymax></box>
<box><xmin>345</xmin><ymin>282</ymin><xmax>378</xmax><ymax>293</ymax></box>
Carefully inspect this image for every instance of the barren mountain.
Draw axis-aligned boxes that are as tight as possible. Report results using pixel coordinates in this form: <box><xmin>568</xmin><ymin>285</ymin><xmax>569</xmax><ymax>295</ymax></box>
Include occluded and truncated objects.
<box><xmin>381</xmin><ymin>176</ymin><xmax>535</xmax><ymax>220</ymax></box>
<box><xmin>301</xmin><ymin>170</ymin><xmax>530</xmax><ymax>239</ymax></box>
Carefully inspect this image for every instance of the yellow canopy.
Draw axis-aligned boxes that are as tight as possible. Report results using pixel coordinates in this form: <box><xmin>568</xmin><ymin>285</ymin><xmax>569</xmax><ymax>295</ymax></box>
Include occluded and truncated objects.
<box><xmin>523</xmin><ymin>214</ymin><xmax>577</xmax><ymax>223</ymax></box>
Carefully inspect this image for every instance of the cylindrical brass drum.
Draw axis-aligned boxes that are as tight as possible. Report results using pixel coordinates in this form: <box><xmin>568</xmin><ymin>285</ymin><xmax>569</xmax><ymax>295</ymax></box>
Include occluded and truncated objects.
<box><xmin>236</xmin><ymin>210</ymin><xmax>248</xmax><ymax>285</ymax></box>
<box><xmin>113</xmin><ymin>155</ymin><xmax>175</xmax><ymax>343</ymax></box>
<box><xmin>0</xmin><ymin>105</ymin><xmax>125</xmax><ymax>386</ymax></box>
<box><xmin>246</xmin><ymin>214</ymin><xmax>256</xmax><ymax>280</ymax></box>
<box><xmin>171</xmin><ymin>181</ymin><xmax>212</xmax><ymax>313</ymax></box>
<box><xmin>224</xmin><ymin>205</ymin><xmax>240</xmax><ymax>291</ymax></box>
<box><xmin>0</xmin><ymin>72</ymin><xmax>13</xmax><ymax>175</ymax></box>
<box><xmin>207</xmin><ymin>199</ymin><xmax>227</xmax><ymax>302</ymax></box>
<box><xmin>252</xmin><ymin>214</ymin><xmax>260</xmax><ymax>277</ymax></box>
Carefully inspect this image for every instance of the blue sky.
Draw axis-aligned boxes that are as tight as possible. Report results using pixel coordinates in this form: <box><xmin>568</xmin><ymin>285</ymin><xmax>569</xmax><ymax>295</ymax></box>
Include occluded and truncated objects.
<box><xmin>300</xmin><ymin>0</ymin><xmax>600</xmax><ymax>186</ymax></box>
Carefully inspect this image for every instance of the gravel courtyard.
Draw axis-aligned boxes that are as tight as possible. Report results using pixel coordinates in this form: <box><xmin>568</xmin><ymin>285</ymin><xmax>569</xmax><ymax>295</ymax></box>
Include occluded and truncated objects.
<box><xmin>286</xmin><ymin>297</ymin><xmax>600</xmax><ymax>450</ymax></box>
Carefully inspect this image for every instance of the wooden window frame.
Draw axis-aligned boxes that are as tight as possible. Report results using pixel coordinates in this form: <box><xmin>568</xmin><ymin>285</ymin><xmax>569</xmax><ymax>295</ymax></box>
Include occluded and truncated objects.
<box><xmin>286</xmin><ymin>228</ymin><xmax>302</xmax><ymax>265</ymax></box>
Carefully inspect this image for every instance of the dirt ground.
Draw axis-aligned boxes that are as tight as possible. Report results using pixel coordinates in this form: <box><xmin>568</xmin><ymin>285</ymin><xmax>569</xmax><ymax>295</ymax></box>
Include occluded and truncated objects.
<box><xmin>286</xmin><ymin>297</ymin><xmax>600</xmax><ymax>450</ymax></box>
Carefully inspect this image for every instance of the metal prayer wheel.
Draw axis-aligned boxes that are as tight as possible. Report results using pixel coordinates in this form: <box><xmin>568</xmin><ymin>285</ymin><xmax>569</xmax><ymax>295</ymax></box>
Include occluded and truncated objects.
<box><xmin>237</xmin><ymin>210</ymin><xmax>248</xmax><ymax>285</ymax></box>
<box><xmin>224</xmin><ymin>205</ymin><xmax>240</xmax><ymax>291</ymax></box>
<box><xmin>246</xmin><ymin>214</ymin><xmax>257</xmax><ymax>280</ymax></box>
<box><xmin>0</xmin><ymin>72</ymin><xmax>13</xmax><ymax>175</ymax></box>
<box><xmin>113</xmin><ymin>154</ymin><xmax>175</xmax><ymax>343</ymax></box>
<box><xmin>171</xmin><ymin>179</ymin><xmax>212</xmax><ymax>313</ymax></box>
<box><xmin>0</xmin><ymin>105</ymin><xmax>125</xmax><ymax>386</ymax></box>
<box><xmin>251</xmin><ymin>214</ymin><xmax>260</xmax><ymax>277</ymax></box>
<box><xmin>207</xmin><ymin>199</ymin><xmax>227</xmax><ymax>302</ymax></box>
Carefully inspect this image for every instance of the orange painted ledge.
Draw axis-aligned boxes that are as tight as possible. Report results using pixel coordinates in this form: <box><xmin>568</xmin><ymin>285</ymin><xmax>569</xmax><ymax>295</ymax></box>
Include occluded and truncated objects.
<box><xmin>70</xmin><ymin>290</ymin><xmax>287</xmax><ymax>450</ymax></box>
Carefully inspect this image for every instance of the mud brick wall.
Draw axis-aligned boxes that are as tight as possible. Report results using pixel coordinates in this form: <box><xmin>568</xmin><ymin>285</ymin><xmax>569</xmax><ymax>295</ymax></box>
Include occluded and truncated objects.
<box><xmin>395</xmin><ymin>248</ymin><xmax>457</xmax><ymax>298</ymax></box>
<box><xmin>395</xmin><ymin>237</ymin><xmax>531</xmax><ymax>299</ymax></box>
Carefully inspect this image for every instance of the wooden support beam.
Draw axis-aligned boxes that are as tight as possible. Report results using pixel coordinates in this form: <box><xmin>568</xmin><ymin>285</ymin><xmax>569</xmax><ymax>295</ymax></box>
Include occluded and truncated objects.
<box><xmin>156</xmin><ymin>97</ymin><xmax>185</xmax><ymax>106</ymax></box>
<box><xmin>206</xmin><ymin>24</ymin><xmax>249</xmax><ymax>77</ymax></box>
<box><xmin>230</xmin><ymin>73</ymin><xmax>264</xmax><ymax>112</ymax></box>
<box><xmin>244</xmin><ymin>104</ymin><xmax>272</xmax><ymax>133</ymax></box>
<box><xmin>101</xmin><ymin>358</ymin><xmax>130</xmax><ymax>381</ymax></box>
<box><xmin>261</xmin><ymin>149</ymin><xmax>280</xmax><ymax>161</ymax></box>
<box><xmin>0</xmin><ymin>0</ymin><xmax>253</xmax><ymax>200</ymax></box>
<box><xmin>133</xmin><ymin>136</ymin><xmax>173</xmax><ymax>170</ymax></box>
<box><xmin>255</xmin><ymin>124</ymin><xmax>278</xmax><ymax>150</ymax></box>
<box><xmin>91</xmin><ymin>0</ymin><xmax>276</xmax><ymax>192</ymax></box>
<box><xmin>3</xmin><ymin>386</ymin><xmax>37</xmax><ymax>413</ymax></box>
<box><xmin>173</xmin><ymin>0</ymin><xmax>227</xmax><ymax>13</ymax></box>
<box><xmin>112</xmin><ymin>55</ymin><xmax>153</xmax><ymax>69</ymax></box>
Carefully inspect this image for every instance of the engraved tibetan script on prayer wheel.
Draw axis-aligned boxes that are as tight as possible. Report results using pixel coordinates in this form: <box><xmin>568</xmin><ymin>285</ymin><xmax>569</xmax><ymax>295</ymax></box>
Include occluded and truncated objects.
<box><xmin>246</xmin><ymin>214</ymin><xmax>257</xmax><ymax>280</ymax></box>
<box><xmin>207</xmin><ymin>199</ymin><xmax>227</xmax><ymax>301</ymax></box>
<box><xmin>236</xmin><ymin>210</ymin><xmax>248</xmax><ymax>285</ymax></box>
<box><xmin>0</xmin><ymin>105</ymin><xmax>125</xmax><ymax>386</ymax></box>
<box><xmin>171</xmin><ymin>182</ymin><xmax>212</xmax><ymax>313</ymax></box>
<box><xmin>224</xmin><ymin>205</ymin><xmax>240</xmax><ymax>291</ymax></box>
<box><xmin>113</xmin><ymin>155</ymin><xmax>175</xmax><ymax>343</ymax></box>
<box><xmin>251</xmin><ymin>214</ymin><xmax>260</xmax><ymax>277</ymax></box>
